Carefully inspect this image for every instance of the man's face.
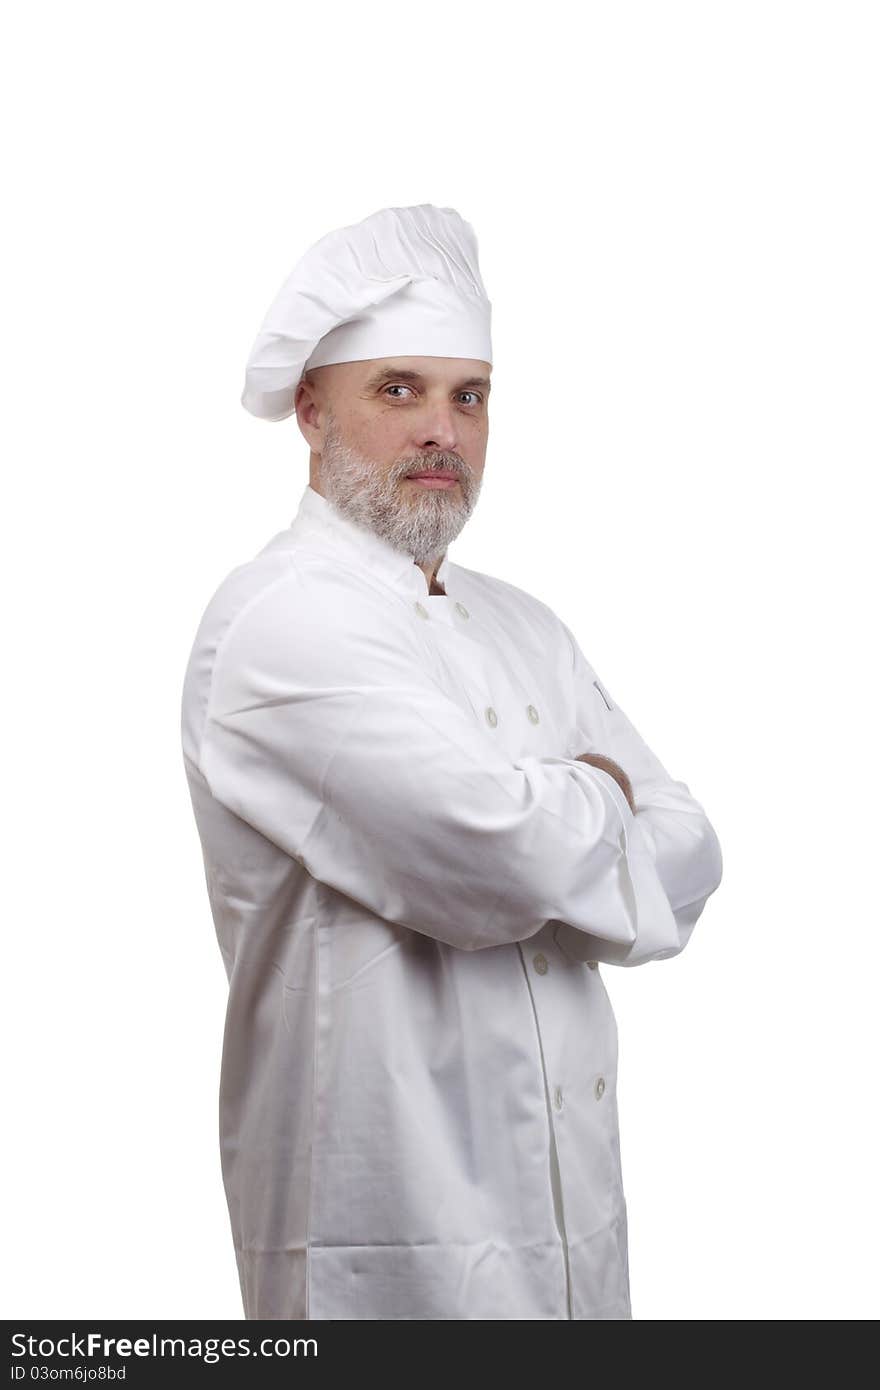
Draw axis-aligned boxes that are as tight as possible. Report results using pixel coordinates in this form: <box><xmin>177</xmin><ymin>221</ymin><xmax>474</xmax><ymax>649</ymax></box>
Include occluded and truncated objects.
<box><xmin>295</xmin><ymin>356</ymin><xmax>491</xmax><ymax>567</ymax></box>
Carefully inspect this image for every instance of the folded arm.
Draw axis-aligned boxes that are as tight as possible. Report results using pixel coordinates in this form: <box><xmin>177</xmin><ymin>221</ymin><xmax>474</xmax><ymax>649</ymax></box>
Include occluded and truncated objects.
<box><xmin>195</xmin><ymin>564</ymin><xmax>697</xmax><ymax>959</ymax></box>
<box><xmin>555</xmin><ymin>618</ymin><xmax>723</xmax><ymax>965</ymax></box>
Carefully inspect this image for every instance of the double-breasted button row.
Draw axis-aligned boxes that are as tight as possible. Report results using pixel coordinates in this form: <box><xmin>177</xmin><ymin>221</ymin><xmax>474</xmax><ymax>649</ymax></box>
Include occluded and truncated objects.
<box><xmin>483</xmin><ymin>703</ymin><xmax>541</xmax><ymax>729</ymax></box>
<box><xmin>410</xmin><ymin>603</ymin><xmax>541</xmax><ymax>734</ymax></box>
<box><xmin>414</xmin><ymin>599</ymin><xmax>470</xmax><ymax>620</ymax></box>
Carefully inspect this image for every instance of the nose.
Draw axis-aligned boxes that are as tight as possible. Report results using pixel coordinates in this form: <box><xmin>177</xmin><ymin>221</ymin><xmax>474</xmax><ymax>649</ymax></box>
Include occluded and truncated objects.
<box><xmin>413</xmin><ymin>401</ymin><xmax>461</xmax><ymax>454</ymax></box>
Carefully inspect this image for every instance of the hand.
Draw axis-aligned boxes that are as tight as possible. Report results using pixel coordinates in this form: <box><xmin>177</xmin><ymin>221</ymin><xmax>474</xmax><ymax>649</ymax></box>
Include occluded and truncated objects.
<box><xmin>575</xmin><ymin>752</ymin><xmax>637</xmax><ymax>814</ymax></box>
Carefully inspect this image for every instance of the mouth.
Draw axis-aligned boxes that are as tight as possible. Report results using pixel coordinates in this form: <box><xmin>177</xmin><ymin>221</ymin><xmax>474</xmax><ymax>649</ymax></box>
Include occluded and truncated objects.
<box><xmin>405</xmin><ymin>471</ymin><xmax>460</xmax><ymax>489</ymax></box>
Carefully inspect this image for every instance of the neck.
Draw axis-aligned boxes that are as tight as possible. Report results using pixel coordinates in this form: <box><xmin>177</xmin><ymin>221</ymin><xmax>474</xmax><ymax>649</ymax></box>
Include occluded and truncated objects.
<box><xmin>420</xmin><ymin>559</ymin><xmax>446</xmax><ymax>595</ymax></box>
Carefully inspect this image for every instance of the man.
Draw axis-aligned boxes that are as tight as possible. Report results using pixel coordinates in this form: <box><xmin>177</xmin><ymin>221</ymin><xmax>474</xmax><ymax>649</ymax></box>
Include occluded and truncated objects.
<box><xmin>180</xmin><ymin>203</ymin><xmax>723</xmax><ymax>1321</ymax></box>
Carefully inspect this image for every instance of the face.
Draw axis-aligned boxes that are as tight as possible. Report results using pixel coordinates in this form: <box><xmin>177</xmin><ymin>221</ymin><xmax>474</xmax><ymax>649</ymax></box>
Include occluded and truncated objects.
<box><xmin>294</xmin><ymin>356</ymin><xmax>491</xmax><ymax>567</ymax></box>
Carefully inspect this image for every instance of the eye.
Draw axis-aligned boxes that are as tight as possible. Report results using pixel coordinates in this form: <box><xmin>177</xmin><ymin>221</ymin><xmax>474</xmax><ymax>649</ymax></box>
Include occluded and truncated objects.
<box><xmin>383</xmin><ymin>383</ymin><xmax>416</xmax><ymax>399</ymax></box>
<box><xmin>458</xmin><ymin>391</ymin><xmax>482</xmax><ymax>406</ymax></box>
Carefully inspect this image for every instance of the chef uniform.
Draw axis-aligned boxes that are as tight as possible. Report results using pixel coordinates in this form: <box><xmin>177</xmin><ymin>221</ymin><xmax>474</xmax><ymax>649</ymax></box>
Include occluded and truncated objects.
<box><xmin>180</xmin><ymin>204</ymin><xmax>724</xmax><ymax>1321</ymax></box>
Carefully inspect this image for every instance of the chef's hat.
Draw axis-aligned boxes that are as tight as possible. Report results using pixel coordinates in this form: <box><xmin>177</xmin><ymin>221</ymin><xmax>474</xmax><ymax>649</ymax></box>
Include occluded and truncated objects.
<box><xmin>241</xmin><ymin>204</ymin><xmax>493</xmax><ymax>422</ymax></box>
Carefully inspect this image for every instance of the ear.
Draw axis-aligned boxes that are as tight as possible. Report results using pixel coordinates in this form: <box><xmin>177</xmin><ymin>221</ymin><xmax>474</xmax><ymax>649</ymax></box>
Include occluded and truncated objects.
<box><xmin>294</xmin><ymin>374</ymin><xmax>325</xmax><ymax>450</ymax></box>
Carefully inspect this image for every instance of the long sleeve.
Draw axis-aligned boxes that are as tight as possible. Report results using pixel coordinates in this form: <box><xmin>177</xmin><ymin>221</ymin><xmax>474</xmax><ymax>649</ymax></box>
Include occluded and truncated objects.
<box><xmin>195</xmin><ymin>563</ymin><xmax>692</xmax><ymax>956</ymax></box>
<box><xmin>553</xmin><ymin>618</ymin><xmax>723</xmax><ymax>966</ymax></box>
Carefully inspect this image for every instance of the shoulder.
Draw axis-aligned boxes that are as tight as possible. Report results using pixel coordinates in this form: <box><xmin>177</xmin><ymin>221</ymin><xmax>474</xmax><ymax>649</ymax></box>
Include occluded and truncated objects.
<box><xmin>192</xmin><ymin>539</ymin><xmax>404</xmax><ymax>659</ymax></box>
<box><xmin>184</xmin><ymin>548</ymin><xmax>300</xmax><ymax>681</ymax></box>
<box><xmin>191</xmin><ymin>544</ymin><xmax>428</xmax><ymax>716</ymax></box>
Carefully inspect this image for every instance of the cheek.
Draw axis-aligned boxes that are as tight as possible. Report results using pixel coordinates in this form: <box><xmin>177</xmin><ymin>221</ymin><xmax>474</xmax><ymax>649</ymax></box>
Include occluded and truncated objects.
<box><xmin>348</xmin><ymin>410</ymin><xmax>405</xmax><ymax>458</ymax></box>
<box><xmin>467</xmin><ymin>427</ymin><xmax>489</xmax><ymax>468</ymax></box>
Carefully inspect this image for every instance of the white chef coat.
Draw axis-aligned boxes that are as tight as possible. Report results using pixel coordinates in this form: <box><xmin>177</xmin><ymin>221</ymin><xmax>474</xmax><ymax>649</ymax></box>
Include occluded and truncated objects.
<box><xmin>180</xmin><ymin>482</ymin><xmax>723</xmax><ymax>1321</ymax></box>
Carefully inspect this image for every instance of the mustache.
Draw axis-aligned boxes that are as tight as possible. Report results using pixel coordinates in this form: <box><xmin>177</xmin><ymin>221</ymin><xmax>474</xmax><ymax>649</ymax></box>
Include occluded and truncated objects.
<box><xmin>398</xmin><ymin>455</ymin><xmax>467</xmax><ymax>476</ymax></box>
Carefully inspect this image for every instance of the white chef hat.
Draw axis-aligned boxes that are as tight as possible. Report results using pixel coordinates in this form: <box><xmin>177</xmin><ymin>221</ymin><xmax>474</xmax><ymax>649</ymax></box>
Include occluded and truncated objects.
<box><xmin>241</xmin><ymin>204</ymin><xmax>492</xmax><ymax>422</ymax></box>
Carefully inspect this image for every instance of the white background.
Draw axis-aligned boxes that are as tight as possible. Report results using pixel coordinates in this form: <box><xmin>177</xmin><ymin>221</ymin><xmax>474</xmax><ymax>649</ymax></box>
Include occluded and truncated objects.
<box><xmin>3</xmin><ymin>1</ymin><xmax>877</xmax><ymax>1321</ymax></box>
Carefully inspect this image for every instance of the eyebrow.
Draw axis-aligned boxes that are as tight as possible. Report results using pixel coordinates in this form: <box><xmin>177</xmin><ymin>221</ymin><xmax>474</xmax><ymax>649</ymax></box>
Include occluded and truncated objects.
<box><xmin>362</xmin><ymin>365</ymin><xmax>491</xmax><ymax>392</ymax></box>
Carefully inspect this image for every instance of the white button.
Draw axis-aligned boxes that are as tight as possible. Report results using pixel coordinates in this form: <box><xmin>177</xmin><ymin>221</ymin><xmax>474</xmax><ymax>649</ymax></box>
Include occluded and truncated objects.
<box><xmin>485</xmin><ymin>706</ymin><xmax>498</xmax><ymax>727</ymax></box>
<box><xmin>594</xmin><ymin>1076</ymin><xmax>606</xmax><ymax>1100</ymax></box>
<box><xmin>533</xmin><ymin>952</ymin><xmax>548</xmax><ymax>975</ymax></box>
<box><xmin>587</xmin><ymin>960</ymin><xmax>599</xmax><ymax>970</ymax></box>
<box><xmin>455</xmin><ymin>601</ymin><xmax>470</xmax><ymax>619</ymax></box>
<box><xmin>414</xmin><ymin>601</ymin><xmax>429</xmax><ymax>619</ymax></box>
<box><xmin>554</xmin><ymin>1085</ymin><xmax>564</xmax><ymax>1111</ymax></box>
<box><xmin>527</xmin><ymin>704</ymin><xmax>539</xmax><ymax>724</ymax></box>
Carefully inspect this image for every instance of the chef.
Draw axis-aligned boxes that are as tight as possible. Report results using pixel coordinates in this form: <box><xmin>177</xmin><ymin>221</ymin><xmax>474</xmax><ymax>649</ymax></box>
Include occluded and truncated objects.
<box><xmin>180</xmin><ymin>203</ymin><xmax>723</xmax><ymax>1321</ymax></box>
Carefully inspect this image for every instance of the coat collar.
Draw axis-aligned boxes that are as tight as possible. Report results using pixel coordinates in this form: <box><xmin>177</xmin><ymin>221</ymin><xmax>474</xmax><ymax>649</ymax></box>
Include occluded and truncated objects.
<box><xmin>288</xmin><ymin>483</ymin><xmax>452</xmax><ymax>597</ymax></box>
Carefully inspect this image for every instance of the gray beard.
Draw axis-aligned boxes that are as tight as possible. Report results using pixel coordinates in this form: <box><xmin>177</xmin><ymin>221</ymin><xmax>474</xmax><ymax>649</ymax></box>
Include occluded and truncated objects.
<box><xmin>318</xmin><ymin>412</ymin><xmax>482</xmax><ymax>567</ymax></box>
